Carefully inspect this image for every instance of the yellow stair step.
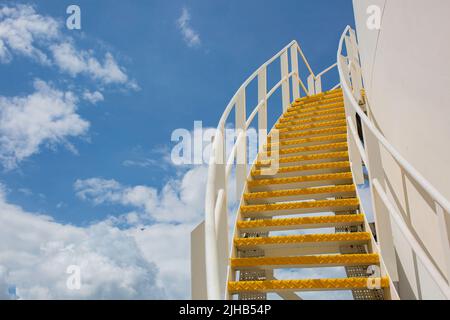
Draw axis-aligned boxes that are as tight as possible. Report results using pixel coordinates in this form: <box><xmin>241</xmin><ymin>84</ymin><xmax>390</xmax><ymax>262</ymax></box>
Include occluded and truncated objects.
<box><xmin>252</xmin><ymin>161</ymin><xmax>351</xmax><ymax>178</ymax></box>
<box><xmin>231</xmin><ymin>253</ymin><xmax>380</xmax><ymax>269</ymax></box>
<box><xmin>287</xmin><ymin>102</ymin><xmax>345</xmax><ymax>115</ymax></box>
<box><xmin>290</xmin><ymin>98</ymin><xmax>344</xmax><ymax>110</ymax></box>
<box><xmin>247</xmin><ymin>172</ymin><xmax>353</xmax><ymax>192</ymax></box>
<box><xmin>281</xmin><ymin>107</ymin><xmax>346</xmax><ymax>123</ymax></box>
<box><xmin>228</xmin><ymin>277</ymin><xmax>389</xmax><ymax>294</ymax></box>
<box><xmin>264</xmin><ymin>142</ymin><xmax>348</xmax><ymax>158</ymax></box>
<box><xmin>234</xmin><ymin>232</ymin><xmax>371</xmax><ymax>250</ymax></box>
<box><xmin>278</xmin><ymin>120</ymin><xmax>347</xmax><ymax>134</ymax></box>
<box><xmin>276</xmin><ymin>113</ymin><xmax>346</xmax><ymax>129</ymax></box>
<box><xmin>291</xmin><ymin>97</ymin><xmax>344</xmax><ymax>110</ymax></box>
<box><xmin>248</xmin><ymin>171</ymin><xmax>353</xmax><ymax>188</ymax></box>
<box><xmin>240</xmin><ymin>198</ymin><xmax>359</xmax><ymax>218</ymax></box>
<box><xmin>276</xmin><ymin>126</ymin><xmax>348</xmax><ymax>141</ymax></box>
<box><xmin>244</xmin><ymin>185</ymin><xmax>356</xmax><ymax>204</ymax></box>
<box><xmin>256</xmin><ymin>151</ymin><xmax>349</xmax><ymax>167</ymax></box>
<box><xmin>293</xmin><ymin>92</ymin><xmax>343</xmax><ymax>105</ymax></box>
<box><xmin>294</xmin><ymin>89</ymin><xmax>342</xmax><ymax>104</ymax></box>
<box><xmin>237</xmin><ymin>214</ymin><xmax>365</xmax><ymax>232</ymax></box>
<box><xmin>265</xmin><ymin>134</ymin><xmax>348</xmax><ymax>150</ymax></box>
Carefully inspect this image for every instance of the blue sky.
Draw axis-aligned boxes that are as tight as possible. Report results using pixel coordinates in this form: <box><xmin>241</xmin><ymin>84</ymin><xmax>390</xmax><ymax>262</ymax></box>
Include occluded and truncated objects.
<box><xmin>0</xmin><ymin>1</ymin><xmax>355</xmax><ymax>299</ymax></box>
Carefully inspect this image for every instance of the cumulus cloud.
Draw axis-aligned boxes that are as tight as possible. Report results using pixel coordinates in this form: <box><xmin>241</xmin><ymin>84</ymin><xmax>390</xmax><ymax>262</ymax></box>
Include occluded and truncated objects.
<box><xmin>74</xmin><ymin>165</ymin><xmax>208</xmax><ymax>224</ymax></box>
<box><xmin>83</xmin><ymin>90</ymin><xmax>104</xmax><ymax>105</ymax></box>
<box><xmin>0</xmin><ymin>4</ymin><xmax>136</xmax><ymax>87</ymax></box>
<box><xmin>0</xmin><ymin>266</ymin><xmax>12</xmax><ymax>299</ymax></box>
<box><xmin>0</xmin><ymin>184</ymin><xmax>166</xmax><ymax>300</ymax></box>
<box><xmin>0</xmin><ymin>4</ymin><xmax>58</xmax><ymax>64</ymax></box>
<box><xmin>0</xmin><ymin>163</ymin><xmax>209</xmax><ymax>299</ymax></box>
<box><xmin>71</xmin><ymin>164</ymin><xmax>232</xmax><ymax>299</ymax></box>
<box><xmin>177</xmin><ymin>7</ymin><xmax>201</xmax><ymax>48</ymax></box>
<box><xmin>51</xmin><ymin>43</ymin><xmax>133</xmax><ymax>86</ymax></box>
<box><xmin>0</xmin><ymin>79</ymin><xmax>89</xmax><ymax>170</ymax></box>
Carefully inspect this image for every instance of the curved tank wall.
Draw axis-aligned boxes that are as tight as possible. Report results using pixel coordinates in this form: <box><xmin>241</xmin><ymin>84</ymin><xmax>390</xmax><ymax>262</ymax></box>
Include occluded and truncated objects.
<box><xmin>353</xmin><ymin>0</ymin><xmax>450</xmax><ymax>299</ymax></box>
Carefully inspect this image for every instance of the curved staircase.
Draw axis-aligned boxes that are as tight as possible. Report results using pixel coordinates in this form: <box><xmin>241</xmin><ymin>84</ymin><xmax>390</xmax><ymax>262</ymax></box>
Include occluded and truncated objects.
<box><xmin>192</xmin><ymin>26</ymin><xmax>450</xmax><ymax>301</ymax></box>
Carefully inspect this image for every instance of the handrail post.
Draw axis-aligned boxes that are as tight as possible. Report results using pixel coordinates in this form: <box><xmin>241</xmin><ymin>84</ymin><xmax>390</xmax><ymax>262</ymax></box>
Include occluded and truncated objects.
<box><xmin>280</xmin><ymin>50</ymin><xmax>291</xmax><ymax>112</ymax></box>
<box><xmin>236</xmin><ymin>90</ymin><xmax>247</xmax><ymax>198</ymax></box>
<box><xmin>214</xmin><ymin>125</ymin><xmax>228</xmax><ymax>299</ymax></box>
<box><xmin>340</xmin><ymin>55</ymin><xmax>364</xmax><ymax>185</ymax></box>
<box><xmin>315</xmin><ymin>75</ymin><xmax>322</xmax><ymax>94</ymax></box>
<box><xmin>205</xmin><ymin>129</ymin><xmax>225</xmax><ymax>300</ymax></box>
<box><xmin>258</xmin><ymin>66</ymin><xmax>268</xmax><ymax>153</ymax></box>
<box><xmin>307</xmin><ymin>74</ymin><xmax>315</xmax><ymax>96</ymax></box>
<box><xmin>290</xmin><ymin>45</ymin><xmax>300</xmax><ymax>100</ymax></box>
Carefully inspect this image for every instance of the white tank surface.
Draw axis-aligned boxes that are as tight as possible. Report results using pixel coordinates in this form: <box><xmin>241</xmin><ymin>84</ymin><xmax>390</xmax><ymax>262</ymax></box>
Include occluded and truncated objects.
<box><xmin>353</xmin><ymin>0</ymin><xmax>450</xmax><ymax>299</ymax></box>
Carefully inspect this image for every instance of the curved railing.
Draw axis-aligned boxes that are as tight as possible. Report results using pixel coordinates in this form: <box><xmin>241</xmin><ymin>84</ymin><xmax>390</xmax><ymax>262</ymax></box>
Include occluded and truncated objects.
<box><xmin>338</xmin><ymin>26</ymin><xmax>450</xmax><ymax>299</ymax></box>
<box><xmin>204</xmin><ymin>40</ymin><xmax>338</xmax><ymax>299</ymax></box>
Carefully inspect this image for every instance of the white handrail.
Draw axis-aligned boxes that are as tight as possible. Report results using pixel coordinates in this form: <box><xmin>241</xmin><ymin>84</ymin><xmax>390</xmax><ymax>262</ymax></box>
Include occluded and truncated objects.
<box><xmin>317</xmin><ymin>62</ymin><xmax>337</xmax><ymax>78</ymax></box>
<box><xmin>217</xmin><ymin>41</ymin><xmax>296</xmax><ymax>127</ymax></box>
<box><xmin>331</xmin><ymin>83</ymin><xmax>341</xmax><ymax>91</ymax></box>
<box><xmin>337</xmin><ymin>26</ymin><xmax>450</xmax><ymax>217</ymax></box>
<box><xmin>204</xmin><ymin>39</ymin><xmax>339</xmax><ymax>299</ymax></box>
<box><xmin>338</xmin><ymin>25</ymin><xmax>450</xmax><ymax>299</ymax></box>
<box><xmin>297</xmin><ymin>44</ymin><xmax>315</xmax><ymax>78</ymax></box>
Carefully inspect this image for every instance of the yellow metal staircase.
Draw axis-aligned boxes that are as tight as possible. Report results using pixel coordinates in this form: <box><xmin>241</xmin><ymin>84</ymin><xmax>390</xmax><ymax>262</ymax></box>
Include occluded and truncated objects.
<box><xmin>227</xmin><ymin>88</ymin><xmax>390</xmax><ymax>300</ymax></box>
<box><xmin>195</xmin><ymin>27</ymin><xmax>450</xmax><ymax>302</ymax></box>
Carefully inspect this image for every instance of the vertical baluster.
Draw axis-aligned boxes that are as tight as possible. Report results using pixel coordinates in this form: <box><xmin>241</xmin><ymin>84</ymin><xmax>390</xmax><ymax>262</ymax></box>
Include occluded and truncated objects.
<box><xmin>214</xmin><ymin>125</ymin><xmax>228</xmax><ymax>299</ymax></box>
<box><xmin>362</xmin><ymin>124</ymin><xmax>399</xmax><ymax>284</ymax></box>
<box><xmin>258</xmin><ymin>66</ymin><xmax>268</xmax><ymax>153</ymax></box>
<box><xmin>307</xmin><ymin>74</ymin><xmax>315</xmax><ymax>96</ymax></box>
<box><xmin>290</xmin><ymin>45</ymin><xmax>300</xmax><ymax>100</ymax></box>
<box><xmin>280</xmin><ymin>50</ymin><xmax>291</xmax><ymax>112</ymax></box>
<box><xmin>315</xmin><ymin>75</ymin><xmax>322</xmax><ymax>94</ymax></box>
<box><xmin>340</xmin><ymin>55</ymin><xmax>364</xmax><ymax>184</ymax></box>
<box><xmin>349</xmin><ymin>28</ymin><xmax>361</xmax><ymax>65</ymax></box>
<box><xmin>236</xmin><ymin>90</ymin><xmax>247</xmax><ymax>198</ymax></box>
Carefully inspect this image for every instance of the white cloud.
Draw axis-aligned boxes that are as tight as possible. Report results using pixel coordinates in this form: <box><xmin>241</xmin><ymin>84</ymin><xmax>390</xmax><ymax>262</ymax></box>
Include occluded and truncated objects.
<box><xmin>0</xmin><ymin>79</ymin><xmax>89</xmax><ymax>170</ymax></box>
<box><xmin>74</xmin><ymin>165</ymin><xmax>208</xmax><ymax>224</ymax></box>
<box><xmin>0</xmin><ymin>4</ymin><xmax>136</xmax><ymax>87</ymax></box>
<box><xmin>83</xmin><ymin>90</ymin><xmax>104</xmax><ymax>105</ymax></box>
<box><xmin>0</xmin><ymin>266</ymin><xmax>12</xmax><ymax>299</ymax></box>
<box><xmin>51</xmin><ymin>43</ymin><xmax>133</xmax><ymax>86</ymax></box>
<box><xmin>0</xmin><ymin>136</ymin><xmax>241</xmax><ymax>299</ymax></box>
<box><xmin>0</xmin><ymin>4</ymin><xmax>59</xmax><ymax>64</ymax></box>
<box><xmin>177</xmin><ymin>7</ymin><xmax>201</xmax><ymax>48</ymax></box>
<box><xmin>0</xmin><ymin>164</ymin><xmax>209</xmax><ymax>299</ymax></box>
<box><xmin>0</xmin><ymin>185</ymin><xmax>167</xmax><ymax>300</ymax></box>
<box><xmin>130</xmin><ymin>223</ymin><xmax>196</xmax><ymax>299</ymax></box>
